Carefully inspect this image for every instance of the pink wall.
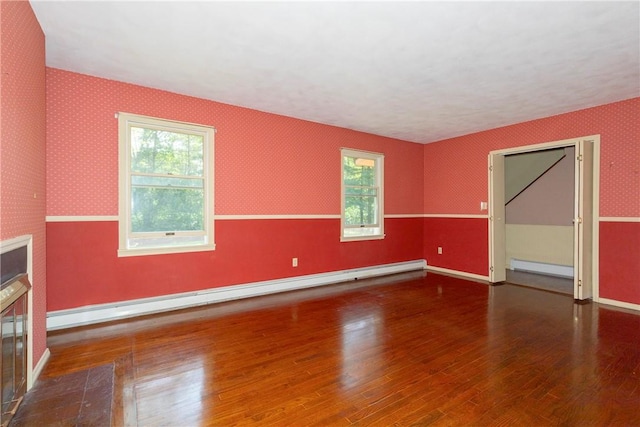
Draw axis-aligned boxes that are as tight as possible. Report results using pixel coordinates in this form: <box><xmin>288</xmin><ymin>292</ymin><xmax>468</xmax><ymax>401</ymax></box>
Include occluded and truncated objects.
<box><xmin>0</xmin><ymin>1</ymin><xmax>48</xmax><ymax>367</ymax></box>
<box><xmin>423</xmin><ymin>98</ymin><xmax>640</xmax><ymax>304</ymax></box>
<box><xmin>46</xmin><ymin>69</ymin><xmax>425</xmax><ymax>310</ymax></box>
<box><xmin>424</xmin><ymin>98</ymin><xmax>639</xmax><ymax>217</ymax></box>
<box><xmin>46</xmin><ymin>69</ymin><xmax>424</xmax><ymax>216</ymax></box>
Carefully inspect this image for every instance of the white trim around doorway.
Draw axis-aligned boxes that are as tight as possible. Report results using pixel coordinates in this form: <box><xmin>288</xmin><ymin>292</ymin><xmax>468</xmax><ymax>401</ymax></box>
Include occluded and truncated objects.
<box><xmin>488</xmin><ymin>135</ymin><xmax>600</xmax><ymax>302</ymax></box>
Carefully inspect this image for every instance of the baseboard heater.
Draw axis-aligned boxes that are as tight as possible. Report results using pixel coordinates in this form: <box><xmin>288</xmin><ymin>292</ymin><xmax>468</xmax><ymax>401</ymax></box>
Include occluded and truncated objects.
<box><xmin>510</xmin><ymin>258</ymin><xmax>573</xmax><ymax>278</ymax></box>
<box><xmin>47</xmin><ymin>259</ymin><xmax>427</xmax><ymax>331</ymax></box>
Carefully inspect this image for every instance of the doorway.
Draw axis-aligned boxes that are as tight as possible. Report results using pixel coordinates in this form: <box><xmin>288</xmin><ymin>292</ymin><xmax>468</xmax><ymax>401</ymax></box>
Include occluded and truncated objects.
<box><xmin>488</xmin><ymin>136</ymin><xmax>600</xmax><ymax>301</ymax></box>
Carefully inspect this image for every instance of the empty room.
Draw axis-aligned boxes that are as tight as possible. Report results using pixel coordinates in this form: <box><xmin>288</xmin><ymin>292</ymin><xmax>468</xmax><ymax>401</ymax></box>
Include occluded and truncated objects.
<box><xmin>1</xmin><ymin>1</ymin><xmax>639</xmax><ymax>426</ymax></box>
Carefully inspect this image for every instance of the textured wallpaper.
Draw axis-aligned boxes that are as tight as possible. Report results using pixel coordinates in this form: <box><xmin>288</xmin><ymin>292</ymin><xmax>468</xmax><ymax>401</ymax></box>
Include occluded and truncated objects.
<box><xmin>1</xmin><ymin>0</ymin><xmax>48</xmax><ymax>369</ymax></box>
<box><xmin>424</xmin><ymin>97</ymin><xmax>640</xmax><ymax>217</ymax></box>
<box><xmin>46</xmin><ymin>69</ymin><xmax>425</xmax><ymax>217</ymax></box>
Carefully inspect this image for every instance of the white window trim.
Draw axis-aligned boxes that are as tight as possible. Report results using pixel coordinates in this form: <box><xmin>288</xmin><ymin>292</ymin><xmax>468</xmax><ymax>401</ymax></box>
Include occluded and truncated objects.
<box><xmin>117</xmin><ymin>112</ymin><xmax>215</xmax><ymax>257</ymax></box>
<box><xmin>341</xmin><ymin>148</ymin><xmax>385</xmax><ymax>242</ymax></box>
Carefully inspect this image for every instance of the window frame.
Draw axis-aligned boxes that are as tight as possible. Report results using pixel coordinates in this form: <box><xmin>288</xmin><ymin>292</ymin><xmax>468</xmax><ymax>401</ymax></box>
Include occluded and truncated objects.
<box><xmin>340</xmin><ymin>148</ymin><xmax>385</xmax><ymax>242</ymax></box>
<box><xmin>118</xmin><ymin>112</ymin><xmax>215</xmax><ymax>257</ymax></box>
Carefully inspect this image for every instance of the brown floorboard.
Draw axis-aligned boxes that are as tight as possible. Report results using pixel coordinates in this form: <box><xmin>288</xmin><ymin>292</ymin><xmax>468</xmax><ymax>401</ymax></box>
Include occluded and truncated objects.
<box><xmin>9</xmin><ymin>364</ymin><xmax>114</xmax><ymax>427</ymax></box>
<box><xmin>29</xmin><ymin>271</ymin><xmax>640</xmax><ymax>426</ymax></box>
<box><xmin>505</xmin><ymin>269</ymin><xmax>574</xmax><ymax>295</ymax></box>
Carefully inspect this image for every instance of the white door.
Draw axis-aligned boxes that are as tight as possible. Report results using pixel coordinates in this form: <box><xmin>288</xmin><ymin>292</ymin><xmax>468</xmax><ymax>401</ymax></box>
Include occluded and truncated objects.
<box><xmin>574</xmin><ymin>139</ymin><xmax>594</xmax><ymax>300</ymax></box>
<box><xmin>489</xmin><ymin>154</ymin><xmax>506</xmax><ymax>283</ymax></box>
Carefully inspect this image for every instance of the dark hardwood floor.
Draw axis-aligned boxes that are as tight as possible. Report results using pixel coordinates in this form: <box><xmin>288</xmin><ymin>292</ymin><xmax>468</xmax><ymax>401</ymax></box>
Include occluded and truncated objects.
<box><xmin>505</xmin><ymin>269</ymin><xmax>574</xmax><ymax>295</ymax></box>
<box><xmin>34</xmin><ymin>271</ymin><xmax>640</xmax><ymax>426</ymax></box>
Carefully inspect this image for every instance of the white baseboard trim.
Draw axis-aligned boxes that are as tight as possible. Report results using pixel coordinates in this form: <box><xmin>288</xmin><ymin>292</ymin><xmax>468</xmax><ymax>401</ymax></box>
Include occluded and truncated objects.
<box><xmin>425</xmin><ymin>265</ymin><xmax>490</xmax><ymax>283</ymax></box>
<box><xmin>47</xmin><ymin>260</ymin><xmax>427</xmax><ymax>331</ymax></box>
<box><xmin>597</xmin><ymin>297</ymin><xmax>640</xmax><ymax>312</ymax></box>
<box><xmin>30</xmin><ymin>348</ymin><xmax>50</xmax><ymax>390</ymax></box>
<box><xmin>510</xmin><ymin>259</ymin><xmax>574</xmax><ymax>278</ymax></box>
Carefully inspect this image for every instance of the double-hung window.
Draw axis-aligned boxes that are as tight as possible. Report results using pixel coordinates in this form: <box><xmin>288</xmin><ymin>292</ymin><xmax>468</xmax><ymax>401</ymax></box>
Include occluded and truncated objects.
<box><xmin>118</xmin><ymin>113</ymin><xmax>215</xmax><ymax>256</ymax></box>
<box><xmin>341</xmin><ymin>148</ymin><xmax>384</xmax><ymax>241</ymax></box>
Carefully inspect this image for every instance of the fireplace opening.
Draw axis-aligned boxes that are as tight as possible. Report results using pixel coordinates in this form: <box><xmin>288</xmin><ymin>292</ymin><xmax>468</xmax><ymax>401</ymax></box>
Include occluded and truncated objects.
<box><xmin>1</xmin><ymin>245</ymin><xmax>31</xmax><ymax>427</ymax></box>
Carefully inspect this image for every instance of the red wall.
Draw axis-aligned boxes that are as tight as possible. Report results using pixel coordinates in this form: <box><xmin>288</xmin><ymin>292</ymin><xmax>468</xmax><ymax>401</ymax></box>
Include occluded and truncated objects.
<box><xmin>423</xmin><ymin>218</ymin><xmax>488</xmax><ymax>277</ymax></box>
<box><xmin>44</xmin><ymin>68</ymin><xmax>639</xmax><ymax>310</ymax></box>
<box><xmin>423</xmin><ymin>98</ymin><xmax>640</xmax><ymax>305</ymax></box>
<box><xmin>1</xmin><ymin>1</ymin><xmax>48</xmax><ymax>366</ymax></box>
<box><xmin>45</xmin><ymin>69</ymin><xmax>425</xmax><ymax>311</ymax></box>
<box><xmin>46</xmin><ymin>218</ymin><xmax>423</xmax><ymax>310</ymax></box>
<box><xmin>599</xmin><ymin>222</ymin><xmax>640</xmax><ymax>304</ymax></box>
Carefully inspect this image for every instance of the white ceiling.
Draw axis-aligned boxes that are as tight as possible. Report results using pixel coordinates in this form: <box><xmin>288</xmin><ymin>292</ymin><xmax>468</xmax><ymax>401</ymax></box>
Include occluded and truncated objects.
<box><xmin>30</xmin><ymin>1</ymin><xmax>639</xmax><ymax>144</ymax></box>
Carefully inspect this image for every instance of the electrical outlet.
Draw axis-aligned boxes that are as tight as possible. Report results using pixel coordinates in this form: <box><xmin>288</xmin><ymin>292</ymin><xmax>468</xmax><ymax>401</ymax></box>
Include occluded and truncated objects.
<box><xmin>292</xmin><ymin>257</ymin><xmax>298</xmax><ymax>267</ymax></box>
<box><xmin>437</xmin><ymin>247</ymin><xmax>443</xmax><ymax>255</ymax></box>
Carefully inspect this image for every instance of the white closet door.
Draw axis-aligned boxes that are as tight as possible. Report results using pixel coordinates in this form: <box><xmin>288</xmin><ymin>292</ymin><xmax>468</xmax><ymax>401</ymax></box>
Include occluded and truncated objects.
<box><xmin>574</xmin><ymin>139</ymin><xmax>594</xmax><ymax>300</ymax></box>
<box><xmin>489</xmin><ymin>154</ymin><xmax>506</xmax><ymax>283</ymax></box>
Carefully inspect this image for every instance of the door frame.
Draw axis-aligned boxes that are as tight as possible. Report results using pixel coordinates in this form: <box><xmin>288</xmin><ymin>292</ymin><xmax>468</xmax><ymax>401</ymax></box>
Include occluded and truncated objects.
<box><xmin>488</xmin><ymin>135</ymin><xmax>600</xmax><ymax>301</ymax></box>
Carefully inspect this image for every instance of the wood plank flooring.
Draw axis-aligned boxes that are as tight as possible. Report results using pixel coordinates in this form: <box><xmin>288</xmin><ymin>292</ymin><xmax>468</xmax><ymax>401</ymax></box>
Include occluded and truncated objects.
<box><xmin>505</xmin><ymin>270</ymin><xmax>574</xmax><ymax>295</ymax></box>
<box><xmin>9</xmin><ymin>364</ymin><xmax>114</xmax><ymax>426</ymax></box>
<box><xmin>38</xmin><ymin>271</ymin><xmax>640</xmax><ymax>426</ymax></box>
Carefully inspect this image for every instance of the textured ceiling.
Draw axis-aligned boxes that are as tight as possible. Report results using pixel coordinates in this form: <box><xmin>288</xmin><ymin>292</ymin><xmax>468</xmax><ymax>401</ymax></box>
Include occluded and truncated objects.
<box><xmin>30</xmin><ymin>1</ymin><xmax>639</xmax><ymax>144</ymax></box>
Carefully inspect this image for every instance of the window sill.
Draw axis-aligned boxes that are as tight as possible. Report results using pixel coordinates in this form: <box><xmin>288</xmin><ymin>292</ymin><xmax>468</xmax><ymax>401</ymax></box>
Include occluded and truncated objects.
<box><xmin>118</xmin><ymin>244</ymin><xmax>216</xmax><ymax>258</ymax></box>
<box><xmin>340</xmin><ymin>234</ymin><xmax>385</xmax><ymax>243</ymax></box>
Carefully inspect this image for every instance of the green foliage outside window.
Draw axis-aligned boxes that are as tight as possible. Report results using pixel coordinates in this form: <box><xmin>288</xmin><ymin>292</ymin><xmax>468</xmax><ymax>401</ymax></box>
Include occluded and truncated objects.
<box><xmin>343</xmin><ymin>156</ymin><xmax>378</xmax><ymax>227</ymax></box>
<box><xmin>130</xmin><ymin>127</ymin><xmax>205</xmax><ymax>233</ymax></box>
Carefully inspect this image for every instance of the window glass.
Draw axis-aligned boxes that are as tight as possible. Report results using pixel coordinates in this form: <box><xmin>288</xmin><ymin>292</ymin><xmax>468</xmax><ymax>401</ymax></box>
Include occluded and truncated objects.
<box><xmin>118</xmin><ymin>113</ymin><xmax>215</xmax><ymax>256</ymax></box>
<box><xmin>341</xmin><ymin>149</ymin><xmax>384</xmax><ymax>241</ymax></box>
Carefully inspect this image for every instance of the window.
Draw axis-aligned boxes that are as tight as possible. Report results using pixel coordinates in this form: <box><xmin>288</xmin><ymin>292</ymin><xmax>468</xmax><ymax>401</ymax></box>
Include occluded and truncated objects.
<box><xmin>341</xmin><ymin>148</ymin><xmax>384</xmax><ymax>241</ymax></box>
<box><xmin>118</xmin><ymin>113</ymin><xmax>215</xmax><ymax>256</ymax></box>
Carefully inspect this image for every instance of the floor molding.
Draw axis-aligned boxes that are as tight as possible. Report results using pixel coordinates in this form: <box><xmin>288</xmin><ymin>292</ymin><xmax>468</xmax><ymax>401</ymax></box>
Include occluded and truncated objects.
<box><xmin>510</xmin><ymin>259</ymin><xmax>574</xmax><ymax>278</ymax></box>
<box><xmin>47</xmin><ymin>260</ymin><xmax>427</xmax><ymax>330</ymax></box>
<box><xmin>30</xmin><ymin>348</ymin><xmax>50</xmax><ymax>390</ymax></box>
<box><xmin>597</xmin><ymin>297</ymin><xmax>640</xmax><ymax>312</ymax></box>
<box><xmin>425</xmin><ymin>265</ymin><xmax>490</xmax><ymax>283</ymax></box>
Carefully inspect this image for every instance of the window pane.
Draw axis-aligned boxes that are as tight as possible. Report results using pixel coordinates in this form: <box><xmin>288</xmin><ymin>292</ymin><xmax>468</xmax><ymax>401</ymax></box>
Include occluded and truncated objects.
<box><xmin>131</xmin><ymin>127</ymin><xmax>204</xmax><ymax>176</ymax></box>
<box><xmin>131</xmin><ymin>187</ymin><xmax>204</xmax><ymax>232</ymax></box>
<box><xmin>344</xmin><ymin>186</ymin><xmax>377</xmax><ymax>196</ymax></box>
<box><xmin>345</xmin><ymin>195</ymin><xmax>377</xmax><ymax>226</ymax></box>
<box><xmin>343</xmin><ymin>156</ymin><xmax>376</xmax><ymax>187</ymax></box>
<box><xmin>132</xmin><ymin>175</ymin><xmax>203</xmax><ymax>189</ymax></box>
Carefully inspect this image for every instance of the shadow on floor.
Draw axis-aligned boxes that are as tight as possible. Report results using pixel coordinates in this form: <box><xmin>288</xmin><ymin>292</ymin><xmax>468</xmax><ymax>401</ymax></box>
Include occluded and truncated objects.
<box><xmin>505</xmin><ymin>269</ymin><xmax>574</xmax><ymax>295</ymax></box>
